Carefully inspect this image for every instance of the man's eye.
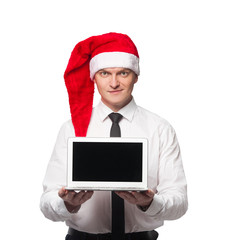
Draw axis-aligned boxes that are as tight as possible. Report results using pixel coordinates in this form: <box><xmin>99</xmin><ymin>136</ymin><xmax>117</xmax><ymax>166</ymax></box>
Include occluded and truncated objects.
<box><xmin>100</xmin><ymin>72</ymin><xmax>108</xmax><ymax>76</ymax></box>
<box><xmin>120</xmin><ymin>71</ymin><xmax>129</xmax><ymax>76</ymax></box>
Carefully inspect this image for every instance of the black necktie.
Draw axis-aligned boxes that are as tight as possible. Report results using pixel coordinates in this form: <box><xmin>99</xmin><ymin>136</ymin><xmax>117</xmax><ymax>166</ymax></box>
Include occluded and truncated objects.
<box><xmin>109</xmin><ymin>113</ymin><xmax>125</xmax><ymax>240</ymax></box>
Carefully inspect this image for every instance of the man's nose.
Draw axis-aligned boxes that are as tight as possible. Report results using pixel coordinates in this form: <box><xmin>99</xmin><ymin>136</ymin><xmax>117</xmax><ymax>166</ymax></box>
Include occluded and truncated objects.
<box><xmin>110</xmin><ymin>75</ymin><xmax>120</xmax><ymax>88</ymax></box>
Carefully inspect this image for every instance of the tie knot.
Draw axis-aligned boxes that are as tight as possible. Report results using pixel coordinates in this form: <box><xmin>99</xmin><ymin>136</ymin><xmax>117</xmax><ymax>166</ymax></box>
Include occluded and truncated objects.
<box><xmin>109</xmin><ymin>113</ymin><xmax>123</xmax><ymax>124</ymax></box>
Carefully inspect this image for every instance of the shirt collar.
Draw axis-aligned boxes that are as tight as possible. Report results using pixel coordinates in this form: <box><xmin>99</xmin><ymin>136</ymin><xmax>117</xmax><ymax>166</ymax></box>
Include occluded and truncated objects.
<box><xmin>96</xmin><ymin>98</ymin><xmax>137</xmax><ymax>122</ymax></box>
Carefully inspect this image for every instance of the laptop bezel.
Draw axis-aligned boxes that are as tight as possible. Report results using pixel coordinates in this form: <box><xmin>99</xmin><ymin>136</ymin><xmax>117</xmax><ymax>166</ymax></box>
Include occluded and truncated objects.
<box><xmin>66</xmin><ymin>137</ymin><xmax>148</xmax><ymax>191</ymax></box>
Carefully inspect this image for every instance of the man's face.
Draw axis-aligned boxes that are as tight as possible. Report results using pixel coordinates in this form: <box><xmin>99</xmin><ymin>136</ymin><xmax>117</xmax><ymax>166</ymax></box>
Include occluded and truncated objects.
<box><xmin>94</xmin><ymin>67</ymin><xmax>138</xmax><ymax>112</ymax></box>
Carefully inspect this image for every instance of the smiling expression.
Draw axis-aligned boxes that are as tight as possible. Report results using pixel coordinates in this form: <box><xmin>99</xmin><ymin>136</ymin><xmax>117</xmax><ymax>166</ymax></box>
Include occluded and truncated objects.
<box><xmin>93</xmin><ymin>67</ymin><xmax>138</xmax><ymax>112</ymax></box>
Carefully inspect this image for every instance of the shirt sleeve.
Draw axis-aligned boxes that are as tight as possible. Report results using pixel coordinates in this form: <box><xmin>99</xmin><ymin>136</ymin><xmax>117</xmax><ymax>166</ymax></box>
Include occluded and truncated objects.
<box><xmin>40</xmin><ymin>121</ymin><xmax>76</xmax><ymax>221</ymax></box>
<box><xmin>145</xmin><ymin>123</ymin><xmax>188</xmax><ymax>220</ymax></box>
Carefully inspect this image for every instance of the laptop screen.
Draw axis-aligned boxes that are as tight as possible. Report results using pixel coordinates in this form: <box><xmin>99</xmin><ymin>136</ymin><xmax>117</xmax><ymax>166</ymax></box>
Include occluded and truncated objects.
<box><xmin>72</xmin><ymin>142</ymin><xmax>143</xmax><ymax>182</ymax></box>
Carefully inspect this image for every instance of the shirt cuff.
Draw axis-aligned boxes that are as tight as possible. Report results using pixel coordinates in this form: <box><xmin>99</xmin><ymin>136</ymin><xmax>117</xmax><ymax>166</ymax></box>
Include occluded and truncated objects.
<box><xmin>53</xmin><ymin>197</ymin><xmax>76</xmax><ymax>219</ymax></box>
<box><xmin>144</xmin><ymin>194</ymin><xmax>164</xmax><ymax>216</ymax></box>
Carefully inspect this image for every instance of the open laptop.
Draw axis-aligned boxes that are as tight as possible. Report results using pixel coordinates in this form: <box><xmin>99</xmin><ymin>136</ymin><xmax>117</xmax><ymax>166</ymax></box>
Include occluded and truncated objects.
<box><xmin>66</xmin><ymin>137</ymin><xmax>148</xmax><ymax>191</ymax></box>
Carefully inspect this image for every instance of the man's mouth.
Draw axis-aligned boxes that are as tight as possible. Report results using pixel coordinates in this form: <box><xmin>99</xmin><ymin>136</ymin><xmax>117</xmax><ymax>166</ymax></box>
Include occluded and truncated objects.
<box><xmin>108</xmin><ymin>90</ymin><xmax>123</xmax><ymax>94</ymax></box>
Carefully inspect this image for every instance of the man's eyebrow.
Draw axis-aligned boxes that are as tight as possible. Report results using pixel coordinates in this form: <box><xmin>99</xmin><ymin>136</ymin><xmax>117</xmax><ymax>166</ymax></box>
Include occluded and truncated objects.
<box><xmin>117</xmin><ymin>69</ymin><xmax>130</xmax><ymax>73</ymax></box>
<box><xmin>100</xmin><ymin>69</ymin><xmax>110</xmax><ymax>72</ymax></box>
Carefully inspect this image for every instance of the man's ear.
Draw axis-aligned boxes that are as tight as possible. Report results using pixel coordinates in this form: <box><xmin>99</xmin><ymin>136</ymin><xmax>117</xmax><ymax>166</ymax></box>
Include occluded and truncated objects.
<box><xmin>134</xmin><ymin>75</ymin><xmax>138</xmax><ymax>84</ymax></box>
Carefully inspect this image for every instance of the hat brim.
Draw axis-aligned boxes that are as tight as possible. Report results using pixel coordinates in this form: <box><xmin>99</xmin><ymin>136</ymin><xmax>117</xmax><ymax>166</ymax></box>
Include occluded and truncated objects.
<box><xmin>90</xmin><ymin>52</ymin><xmax>140</xmax><ymax>80</ymax></box>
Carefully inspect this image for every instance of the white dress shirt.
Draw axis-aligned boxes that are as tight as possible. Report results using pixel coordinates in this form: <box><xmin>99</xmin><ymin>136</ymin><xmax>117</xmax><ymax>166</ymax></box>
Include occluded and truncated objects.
<box><xmin>40</xmin><ymin>98</ymin><xmax>188</xmax><ymax>233</ymax></box>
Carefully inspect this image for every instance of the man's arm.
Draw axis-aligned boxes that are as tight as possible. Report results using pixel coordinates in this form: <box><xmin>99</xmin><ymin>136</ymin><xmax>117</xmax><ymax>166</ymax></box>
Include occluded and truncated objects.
<box><xmin>116</xmin><ymin>123</ymin><xmax>188</xmax><ymax>220</ymax></box>
<box><xmin>40</xmin><ymin>121</ymin><xmax>92</xmax><ymax>221</ymax></box>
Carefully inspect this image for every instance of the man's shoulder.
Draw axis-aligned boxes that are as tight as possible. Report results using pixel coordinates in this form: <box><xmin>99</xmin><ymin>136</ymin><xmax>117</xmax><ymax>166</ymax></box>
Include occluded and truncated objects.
<box><xmin>58</xmin><ymin>119</ymin><xmax>75</xmax><ymax>136</ymax></box>
<box><xmin>135</xmin><ymin>105</ymin><xmax>177</xmax><ymax>137</ymax></box>
<box><xmin>136</xmin><ymin>105</ymin><xmax>170</xmax><ymax>127</ymax></box>
<box><xmin>60</xmin><ymin>119</ymin><xmax>74</xmax><ymax>128</ymax></box>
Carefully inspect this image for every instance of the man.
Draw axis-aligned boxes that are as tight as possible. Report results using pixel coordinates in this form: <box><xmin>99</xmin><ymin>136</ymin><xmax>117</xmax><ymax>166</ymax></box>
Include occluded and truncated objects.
<box><xmin>40</xmin><ymin>32</ymin><xmax>188</xmax><ymax>239</ymax></box>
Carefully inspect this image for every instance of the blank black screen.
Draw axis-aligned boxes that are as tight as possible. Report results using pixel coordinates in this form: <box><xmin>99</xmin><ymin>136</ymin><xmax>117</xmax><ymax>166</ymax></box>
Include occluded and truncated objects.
<box><xmin>72</xmin><ymin>142</ymin><xmax>142</xmax><ymax>182</ymax></box>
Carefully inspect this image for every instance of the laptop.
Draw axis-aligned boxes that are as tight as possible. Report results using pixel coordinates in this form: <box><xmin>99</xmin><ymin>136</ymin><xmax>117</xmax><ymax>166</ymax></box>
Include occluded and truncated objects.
<box><xmin>66</xmin><ymin>137</ymin><xmax>148</xmax><ymax>191</ymax></box>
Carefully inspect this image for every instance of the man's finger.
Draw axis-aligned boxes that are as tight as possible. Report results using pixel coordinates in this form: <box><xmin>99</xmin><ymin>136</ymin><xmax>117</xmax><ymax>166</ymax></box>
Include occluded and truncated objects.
<box><xmin>74</xmin><ymin>191</ymin><xmax>93</xmax><ymax>202</ymax></box>
<box><xmin>73</xmin><ymin>190</ymin><xmax>86</xmax><ymax>199</ymax></box>
<box><xmin>115</xmin><ymin>191</ymin><xmax>137</xmax><ymax>203</ymax></box>
<box><xmin>63</xmin><ymin>190</ymin><xmax>77</xmax><ymax>202</ymax></box>
<box><xmin>58</xmin><ymin>187</ymin><xmax>68</xmax><ymax>198</ymax></box>
<box><xmin>131</xmin><ymin>191</ymin><xmax>147</xmax><ymax>200</ymax></box>
<box><xmin>144</xmin><ymin>189</ymin><xmax>155</xmax><ymax>198</ymax></box>
<box><xmin>80</xmin><ymin>191</ymin><xmax>94</xmax><ymax>203</ymax></box>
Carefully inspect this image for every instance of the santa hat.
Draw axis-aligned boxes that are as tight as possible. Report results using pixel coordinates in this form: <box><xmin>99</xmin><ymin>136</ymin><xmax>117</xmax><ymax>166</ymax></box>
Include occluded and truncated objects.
<box><xmin>64</xmin><ymin>32</ymin><xmax>140</xmax><ymax>137</ymax></box>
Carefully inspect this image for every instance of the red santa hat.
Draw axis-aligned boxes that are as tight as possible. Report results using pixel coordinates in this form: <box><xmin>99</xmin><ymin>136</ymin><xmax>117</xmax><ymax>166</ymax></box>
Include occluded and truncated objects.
<box><xmin>64</xmin><ymin>32</ymin><xmax>140</xmax><ymax>137</ymax></box>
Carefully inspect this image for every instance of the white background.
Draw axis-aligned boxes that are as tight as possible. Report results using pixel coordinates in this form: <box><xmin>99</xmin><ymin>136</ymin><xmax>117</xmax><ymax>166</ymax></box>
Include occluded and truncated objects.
<box><xmin>0</xmin><ymin>0</ymin><xmax>239</xmax><ymax>239</ymax></box>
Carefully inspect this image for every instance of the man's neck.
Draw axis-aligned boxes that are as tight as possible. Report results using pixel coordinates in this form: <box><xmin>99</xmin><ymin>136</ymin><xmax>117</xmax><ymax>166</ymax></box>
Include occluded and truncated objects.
<box><xmin>101</xmin><ymin>96</ymin><xmax>133</xmax><ymax>112</ymax></box>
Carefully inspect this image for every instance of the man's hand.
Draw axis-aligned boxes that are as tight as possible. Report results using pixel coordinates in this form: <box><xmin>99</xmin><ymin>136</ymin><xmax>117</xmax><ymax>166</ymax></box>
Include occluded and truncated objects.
<box><xmin>115</xmin><ymin>189</ymin><xmax>154</xmax><ymax>211</ymax></box>
<box><xmin>58</xmin><ymin>187</ymin><xmax>94</xmax><ymax>213</ymax></box>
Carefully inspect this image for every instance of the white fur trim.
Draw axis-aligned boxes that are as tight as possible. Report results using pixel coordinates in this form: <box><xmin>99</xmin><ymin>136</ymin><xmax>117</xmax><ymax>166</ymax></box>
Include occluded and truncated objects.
<box><xmin>89</xmin><ymin>52</ymin><xmax>140</xmax><ymax>80</ymax></box>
